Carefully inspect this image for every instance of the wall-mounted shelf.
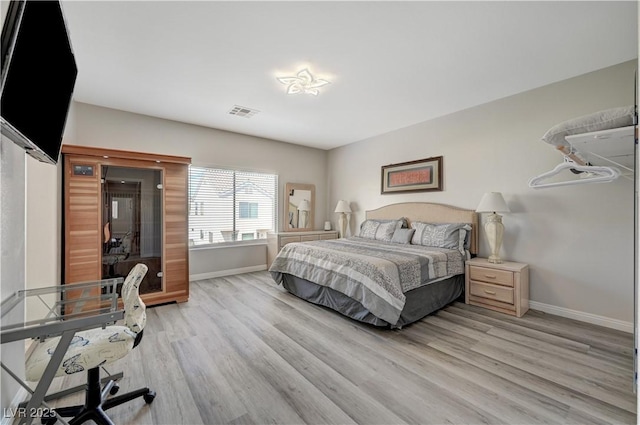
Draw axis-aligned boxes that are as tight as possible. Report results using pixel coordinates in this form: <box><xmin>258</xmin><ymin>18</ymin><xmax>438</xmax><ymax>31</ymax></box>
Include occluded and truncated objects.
<box><xmin>565</xmin><ymin>125</ymin><xmax>636</xmax><ymax>175</ymax></box>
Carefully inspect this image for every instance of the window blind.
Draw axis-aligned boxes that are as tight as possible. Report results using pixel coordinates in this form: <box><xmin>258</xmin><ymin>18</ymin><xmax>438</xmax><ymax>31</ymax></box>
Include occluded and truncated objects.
<box><xmin>189</xmin><ymin>167</ymin><xmax>278</xmax><ymax>246</ymax></box>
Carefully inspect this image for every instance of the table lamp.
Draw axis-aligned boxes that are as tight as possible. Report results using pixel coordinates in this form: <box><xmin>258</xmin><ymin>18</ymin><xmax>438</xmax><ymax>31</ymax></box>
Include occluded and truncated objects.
<box><xmin>476</xmin><ymin>192</ymin><xmax>510</xmax><ymax>263</ymax></box>
<box><xmin>334</xmin><ymin>200</ymin><xmax>351</xmax><ymax>238</ymax></box>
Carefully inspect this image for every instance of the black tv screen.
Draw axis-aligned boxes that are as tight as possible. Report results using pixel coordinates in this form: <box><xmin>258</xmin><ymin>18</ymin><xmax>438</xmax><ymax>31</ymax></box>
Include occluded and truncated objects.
<box><xmin>1</xmin><ymin>0</ymin><xmax>78</xmax><ymax>164</ymax></box>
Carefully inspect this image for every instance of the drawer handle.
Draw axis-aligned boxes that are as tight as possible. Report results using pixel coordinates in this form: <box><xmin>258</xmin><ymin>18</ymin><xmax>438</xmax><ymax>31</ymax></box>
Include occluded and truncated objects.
<box><xmin>484</xmin><ymin>274</ymin><xmax>497</xmax><ymax>279</ymax></box>
<box><xmin>484</xmin><ymin>290</ymin><xmax>497</xmax><ymax>295</ymax></box>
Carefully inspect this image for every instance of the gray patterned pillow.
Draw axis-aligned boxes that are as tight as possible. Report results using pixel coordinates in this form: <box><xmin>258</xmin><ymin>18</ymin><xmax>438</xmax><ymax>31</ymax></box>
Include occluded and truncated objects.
<box><xmin>391</xmin><ymin>228</ymin><xmax>415</xmax><ymax>244</ymax></box>
<box><xmin>359</xmin><ymin>219</ymin><xmax>405</xmax><ymax>242</ymax></box>
<box><xmin>411</xmin><ymin>222</ymin><xmax>472</xmax><ymax>254</ymax></box>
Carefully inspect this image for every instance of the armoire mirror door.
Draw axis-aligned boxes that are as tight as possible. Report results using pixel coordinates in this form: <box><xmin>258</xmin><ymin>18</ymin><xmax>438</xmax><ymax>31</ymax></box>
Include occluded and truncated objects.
<box><xmin>102</xmin><ymin>165</ymin><xmax>163</xmax><ymax>295</ymax></box>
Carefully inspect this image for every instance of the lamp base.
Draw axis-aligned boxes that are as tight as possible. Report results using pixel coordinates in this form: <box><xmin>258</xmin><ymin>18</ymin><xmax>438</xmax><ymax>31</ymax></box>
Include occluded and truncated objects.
<box><xmin>484</xmin><ymin>213</ymin><xmax>505</xmax><ymax>264</ymax></box>
<box><xmin>338</xmin><ymin>213</ymin><xmax>347</xmax><ymax>239</ymax></box>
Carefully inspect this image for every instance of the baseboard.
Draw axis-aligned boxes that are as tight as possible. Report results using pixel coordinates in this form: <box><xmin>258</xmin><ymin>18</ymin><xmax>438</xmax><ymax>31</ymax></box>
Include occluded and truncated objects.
<box><xmin>529</xmin><ymin>301</ymin><xmax>634</xmax><ymax>333</ymax></box>
<box><xmin>190</xmin><ymin>265</ymin><xmax>267</xmax><ymax>281</ymax></box>
<box><xmin>1</xmin><ymin>387</ymin><xmax>29</xmax><ymax>425</ymax></box>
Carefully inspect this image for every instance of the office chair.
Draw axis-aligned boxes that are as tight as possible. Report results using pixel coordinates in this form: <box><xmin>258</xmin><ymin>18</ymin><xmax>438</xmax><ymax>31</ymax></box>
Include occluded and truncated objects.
<box><xmin>102</xmin><ymin>232</ymin><xmax>132</xmax><ymax>278</ymax></box>
<box><xmin>25</xmin><ymin>263</ymin><xmax>156</xmax><ymax>425</ymax></box>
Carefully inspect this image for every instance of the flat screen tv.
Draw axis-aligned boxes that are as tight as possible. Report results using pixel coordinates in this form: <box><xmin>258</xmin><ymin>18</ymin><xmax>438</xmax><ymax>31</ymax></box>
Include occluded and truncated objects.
<box><xmin>1</xmin><ymin>0</ymin><xmax>78</xmax><ymax>164</ymax></box>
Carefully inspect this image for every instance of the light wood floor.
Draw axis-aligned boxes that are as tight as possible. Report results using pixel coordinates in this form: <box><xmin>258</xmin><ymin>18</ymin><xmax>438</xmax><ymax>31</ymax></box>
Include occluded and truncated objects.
<box><xmin>46</xmin><ymin>271</ymin><xmax>636</xmax><ymax>425</ymax></box>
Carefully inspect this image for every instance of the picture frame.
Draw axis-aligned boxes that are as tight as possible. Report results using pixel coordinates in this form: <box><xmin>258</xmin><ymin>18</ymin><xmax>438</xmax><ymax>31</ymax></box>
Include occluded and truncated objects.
<box><xmin>381</xmin><ymin>156</ymin><xmax>443</xmax><ymax>194</ymax></box>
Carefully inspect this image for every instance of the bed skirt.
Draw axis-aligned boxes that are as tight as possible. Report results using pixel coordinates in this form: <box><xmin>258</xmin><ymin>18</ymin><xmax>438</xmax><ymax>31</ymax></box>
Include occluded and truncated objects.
<box><xmin>279</xmin><ymin>273</ymin><xmax>464</xmax><ymax>328</ymax></box>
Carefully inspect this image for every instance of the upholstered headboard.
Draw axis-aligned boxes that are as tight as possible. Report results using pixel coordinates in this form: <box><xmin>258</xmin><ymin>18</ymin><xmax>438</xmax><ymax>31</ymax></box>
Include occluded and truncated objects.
<box><xmin>365</xmin><ymin>202</ymin><xmax>478</xmax><ymax>255</ymax></box>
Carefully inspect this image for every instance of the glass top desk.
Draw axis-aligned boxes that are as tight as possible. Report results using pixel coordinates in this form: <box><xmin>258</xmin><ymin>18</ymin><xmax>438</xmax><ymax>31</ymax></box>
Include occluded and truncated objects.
<box><xmin>1</xmin><ymin>278</ymin><xmax>124</xmax><ymax>425</ymax></box>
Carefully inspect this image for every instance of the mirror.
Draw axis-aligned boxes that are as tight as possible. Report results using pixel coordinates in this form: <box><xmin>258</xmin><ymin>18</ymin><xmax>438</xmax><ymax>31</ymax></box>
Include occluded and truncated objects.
<box><xmin>284</xmin><ymin>183</ymin><xmax>315</xmax><ymax>232</ymax></box>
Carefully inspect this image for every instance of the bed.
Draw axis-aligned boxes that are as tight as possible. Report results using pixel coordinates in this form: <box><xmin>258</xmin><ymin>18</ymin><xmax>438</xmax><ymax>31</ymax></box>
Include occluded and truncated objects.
<box><xmin>269</xmin><ymin>202</ymin><xmax>478</xmax><ymax>328</ymax></box>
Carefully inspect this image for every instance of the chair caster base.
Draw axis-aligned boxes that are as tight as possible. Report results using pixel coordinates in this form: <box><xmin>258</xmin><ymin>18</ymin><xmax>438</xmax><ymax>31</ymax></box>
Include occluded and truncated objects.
<box><xmin>143</xmin><ymin>391</ymin><xmax>156</xmax><ymax>404</ymax></box>
<box><xmin>109</xmin><ymin>383</ymin><xmax>120</xmax><ymax>396</ymax></box>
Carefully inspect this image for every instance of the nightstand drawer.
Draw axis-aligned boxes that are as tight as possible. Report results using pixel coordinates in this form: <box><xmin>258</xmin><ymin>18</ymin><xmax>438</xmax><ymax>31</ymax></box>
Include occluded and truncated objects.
<box><xmin>469</xmin><ymin>266</ymin><xmax>513</xmax><ymax>287</ymax></box>
<box><xmin>469</xmin><ymin>281</ymin><xmax>514</xmax><ymax>304</ymax></box>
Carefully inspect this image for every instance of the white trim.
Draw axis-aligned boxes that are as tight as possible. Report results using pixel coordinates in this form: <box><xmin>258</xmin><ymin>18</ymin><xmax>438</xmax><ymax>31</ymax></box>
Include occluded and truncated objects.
<box><xmin>1</xmin><ymin>387</ymin><xmax>29</xmax><ymax>425</ymax></box>
<box><xmin>189</xmin><ymin>265</ymin><xmax>267</xmax><ymax>281</ymax></box>
<box><xmin>189</xmin><ymin>240</ymin><xmax>267</xmax><ymax>251</ymax></box>
<box><xmin>529</xmin><ymin>301</ymin><xmax>633</xmax><ymax>334</ymax></box>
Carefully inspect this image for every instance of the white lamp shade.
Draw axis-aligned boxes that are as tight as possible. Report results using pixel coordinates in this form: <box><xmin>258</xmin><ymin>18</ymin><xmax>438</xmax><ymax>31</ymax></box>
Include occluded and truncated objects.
<box><xmin>334</xmin><ymin>200</ymin><xmax>351</xmax><ymax>213</ymax></box>
<box><xmin>476</xmin><ymin>192</ymin><xmax>510</xmax><ymax>213</ymax></box>
<box><xmin>297</xmin><ymin>199</ymin><xmax>311</xmax><ymax>211</ymax></box>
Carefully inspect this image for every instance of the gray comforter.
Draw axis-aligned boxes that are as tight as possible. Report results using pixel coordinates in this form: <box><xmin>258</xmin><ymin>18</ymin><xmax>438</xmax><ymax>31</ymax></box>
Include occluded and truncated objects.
<box><xmin>269</xmin><ymin>237</ymin><xmax>464</xmax><ymax>325</ymax></box>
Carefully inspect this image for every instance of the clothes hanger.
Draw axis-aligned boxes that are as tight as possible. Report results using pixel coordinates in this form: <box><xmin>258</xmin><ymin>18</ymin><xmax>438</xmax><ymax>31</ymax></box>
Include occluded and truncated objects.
<box><xmin>528</xmin><ymin>158</ymin><xmax>620</xmax><ymax>189</ymax></box>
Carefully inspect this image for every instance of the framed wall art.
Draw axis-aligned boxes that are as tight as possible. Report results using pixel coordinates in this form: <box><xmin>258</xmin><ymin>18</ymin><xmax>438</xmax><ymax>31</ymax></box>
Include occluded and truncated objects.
<box><xmin>381</xmin><ymin>156</ymin><xmax>443</xmax><ymax>194</ymax></box>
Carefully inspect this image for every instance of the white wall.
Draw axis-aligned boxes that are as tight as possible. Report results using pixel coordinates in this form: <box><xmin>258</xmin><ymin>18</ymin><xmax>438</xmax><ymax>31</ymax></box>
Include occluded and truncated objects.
<box><xmin>0</xmin><ymin>138</ymin><xmax>27</xmax><ymax>416</ymax></box>
<box><xmin>24</xmin><ymin>101</ymin><xmax>75</xmax><ymax>320</ymax></box>
<box><xmin>3</xmin><ymin>93</ymin><xmax>78</xmax><ymax>414</ymax></box>
<box><xmin>328</xmin><ymin>60</ymin><xmax>637</xmax><ymax>326</ymax></box>
<box><xmin>1</xmin><ymin>0</ymin><xmax>25</xmax><ymax>413</ymax></box>
<box><xmin>73</xmin><ymin>103</ymin><xmax>328</xmax><ymax>275</ymax></box>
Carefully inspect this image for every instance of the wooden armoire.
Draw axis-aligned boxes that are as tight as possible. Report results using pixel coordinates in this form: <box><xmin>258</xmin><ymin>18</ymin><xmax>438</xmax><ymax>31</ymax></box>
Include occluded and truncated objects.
<box><xmin>62</xmin><ymin>145</ymin><xmax>191</xmax><ymax>307</ymax></box>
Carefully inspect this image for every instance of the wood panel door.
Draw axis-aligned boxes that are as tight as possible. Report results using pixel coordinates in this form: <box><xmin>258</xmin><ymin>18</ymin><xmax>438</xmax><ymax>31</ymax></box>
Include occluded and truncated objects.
<box><xmin>63</xmin><ymin>156</ymin><xmax>102</xmax><ymax>313</ymax></box>
<box><xmin>63</xmin><ymin>156</ymin><xmax>102</xmax><ymax>283</ymax></box>
<box><xmin>141</xmin><ymin>162</ymin><xmax>190</xmax><ymax>305</ymax></box>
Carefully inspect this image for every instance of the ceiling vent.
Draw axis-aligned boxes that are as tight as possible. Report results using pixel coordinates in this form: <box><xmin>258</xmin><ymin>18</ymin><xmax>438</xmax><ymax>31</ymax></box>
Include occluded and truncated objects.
<box><xmin>228</xmin><ymin>105</ymin><xmax>260</xmax><ymax>118</ymax></box>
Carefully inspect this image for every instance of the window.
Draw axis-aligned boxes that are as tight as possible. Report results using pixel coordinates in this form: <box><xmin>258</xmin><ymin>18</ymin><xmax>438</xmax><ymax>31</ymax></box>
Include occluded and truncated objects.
<box><xmin>239</xmin><ymin>202</ymin><xmax>258</xmax><ymax>219</ymax></box>
<box><xmin>189</xmin><ymin>167</ymin><xmax>277</xmax><ymax>246</ymax></box>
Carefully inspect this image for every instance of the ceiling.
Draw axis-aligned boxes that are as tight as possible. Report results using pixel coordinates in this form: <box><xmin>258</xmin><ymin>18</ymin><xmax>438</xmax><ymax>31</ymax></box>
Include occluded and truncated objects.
<box><xmin>61</xmin><ymin>1</ymin><xmax>638</xmax><ymax>150</ymax></box>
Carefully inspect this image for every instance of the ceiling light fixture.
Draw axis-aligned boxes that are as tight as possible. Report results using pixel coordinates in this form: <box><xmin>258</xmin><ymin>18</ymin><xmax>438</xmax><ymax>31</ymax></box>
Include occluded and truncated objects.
<box><xmin>277</xmin><ymin>68</ymin><xmax>330</xmax><ymax>96</ymax></box>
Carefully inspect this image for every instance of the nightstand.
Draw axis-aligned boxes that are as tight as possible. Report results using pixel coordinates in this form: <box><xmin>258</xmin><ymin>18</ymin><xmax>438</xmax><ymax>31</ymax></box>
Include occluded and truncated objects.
<box><xmin>465</xmin><ymin>257</ymin><xmax>529</xmax><ymax>317</ymax></box>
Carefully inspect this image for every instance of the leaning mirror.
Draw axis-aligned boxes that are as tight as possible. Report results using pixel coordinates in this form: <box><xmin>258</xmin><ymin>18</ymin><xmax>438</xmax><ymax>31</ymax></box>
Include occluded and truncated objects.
<box><xmin>284</xmin><ymin>183</ymin><xmax>315</xmax><ymax>232</ymax></box>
